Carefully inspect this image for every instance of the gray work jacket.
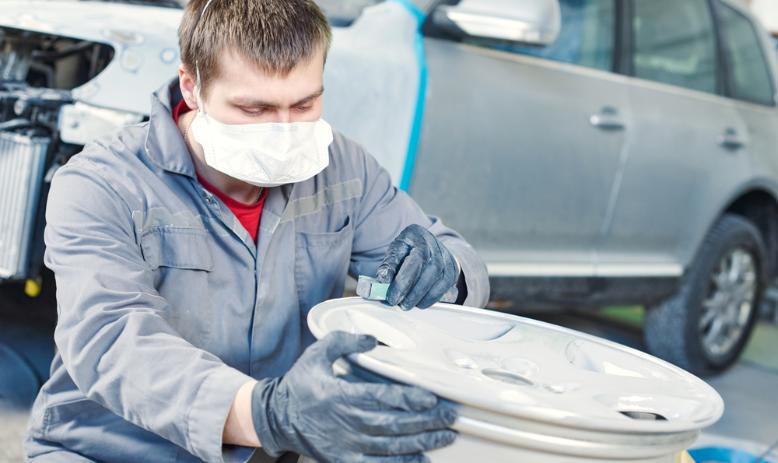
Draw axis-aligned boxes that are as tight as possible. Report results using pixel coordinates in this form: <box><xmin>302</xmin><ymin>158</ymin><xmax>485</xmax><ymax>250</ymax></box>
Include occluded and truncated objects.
<box><xmin>25</xmin><ymin>79</ymin><xmax>489</xmax><ymax>463</ymax></box>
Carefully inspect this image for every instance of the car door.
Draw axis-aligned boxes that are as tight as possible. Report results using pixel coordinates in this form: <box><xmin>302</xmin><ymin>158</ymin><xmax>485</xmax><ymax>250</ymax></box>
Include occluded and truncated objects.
<box><xmin>410</xmin><ymin>0</ymin><xmax>630</xmax><ymax>277</ymax></box>
<box><xmin>595</xmin><ymin>0</ymin><xmax>750</xmax><ymax>277</ymax></box>
<box><xmin>715</xmin><ymin>0</ymin><xmax>778</xmax><ymax>277</ymax></box>
<box><xmin>714</xmin><ymin>0</ymin><xmax>778</xmax><ymax>205</ymax></box>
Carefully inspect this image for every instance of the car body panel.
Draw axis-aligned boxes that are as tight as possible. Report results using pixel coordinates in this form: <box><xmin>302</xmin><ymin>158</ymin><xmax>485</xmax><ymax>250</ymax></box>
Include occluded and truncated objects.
<box><xmin>678</xmin><ymin>0</ymin><xmax>778</xmax><ymax>271</ymax></box>
<box><xmin>411</xmin><ymin>41</ymin><xmax>630</xmax><ymax>276</ymax></box>
<box><xmin>596</xmin><ymin>78</ymin><xmax>748</xmax><ymax>276</ymax></box>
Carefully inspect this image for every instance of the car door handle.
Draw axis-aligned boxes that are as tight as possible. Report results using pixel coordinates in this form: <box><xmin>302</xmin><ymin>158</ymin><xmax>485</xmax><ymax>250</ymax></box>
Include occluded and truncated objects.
<box><xmin>719</xmin><ymin>127</ymin><xmax>747</xmax><ymax>150</ymax></box>
<box><xmin>590</xmin><ymin>107</ymin><xmax>626</xmax><ymax>131</ymax></box>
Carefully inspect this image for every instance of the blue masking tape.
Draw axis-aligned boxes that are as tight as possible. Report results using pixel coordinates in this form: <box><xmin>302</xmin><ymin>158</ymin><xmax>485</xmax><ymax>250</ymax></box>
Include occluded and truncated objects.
<box><xmin>388</xmin><ymin>0</ymin><xmax>428</xmax><ymax>192</ymax></box>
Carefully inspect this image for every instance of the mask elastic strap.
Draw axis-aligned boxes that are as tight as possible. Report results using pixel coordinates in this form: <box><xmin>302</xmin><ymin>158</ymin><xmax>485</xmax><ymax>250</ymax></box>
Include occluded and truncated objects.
<box><xmin>194</xmin><ymin>64</ymin><xmax>205</xmax><ymax>115</ymax></box>
<box><xmin>191</xmin><ymin>0</ymin><xmax>214</xmax><ymax>115</ymax></box>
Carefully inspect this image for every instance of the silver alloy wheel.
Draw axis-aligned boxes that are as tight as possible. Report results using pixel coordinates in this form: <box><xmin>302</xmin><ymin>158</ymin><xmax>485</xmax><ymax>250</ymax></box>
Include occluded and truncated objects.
<box><xmin>699</xmin><ymin>248</ymin><xmax>757</xmax><ymax>358</ymax></box>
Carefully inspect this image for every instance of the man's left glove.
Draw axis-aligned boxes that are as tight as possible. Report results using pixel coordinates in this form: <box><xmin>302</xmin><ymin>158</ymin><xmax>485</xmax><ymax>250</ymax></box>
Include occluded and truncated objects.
<box><xmin>376</xmin><ymin>224</ymin><xmax>460</xmax><ymax>310</ymax></box>
<box><xmin>251</xmin><ymin>331</ymin><xmax>458</xmax><ymax>462</ymax></box>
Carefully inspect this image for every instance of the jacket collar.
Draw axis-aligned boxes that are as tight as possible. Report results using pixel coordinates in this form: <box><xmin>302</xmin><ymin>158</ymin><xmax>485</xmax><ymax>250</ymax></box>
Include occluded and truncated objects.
<box><xmin>144</xmin><ymin>78</ymin><xmax>296</xmax><ymax>233</ymax></box>
<box><xmin>145</xmin><ymin>78</ymin><xmax>197</xmax><ymax>178</ymax></box>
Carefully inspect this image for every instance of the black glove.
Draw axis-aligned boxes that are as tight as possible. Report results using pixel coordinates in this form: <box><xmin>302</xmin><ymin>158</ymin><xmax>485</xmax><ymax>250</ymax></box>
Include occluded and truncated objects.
<box><xmin>376</xmin><ymin>224</ymin><xmax>460</xmax><ymax>310</ymax></box>
<box><xmin>251</xmin><ymin>331</ymin><xmax>458</xmax><ymax>462</ymax></box>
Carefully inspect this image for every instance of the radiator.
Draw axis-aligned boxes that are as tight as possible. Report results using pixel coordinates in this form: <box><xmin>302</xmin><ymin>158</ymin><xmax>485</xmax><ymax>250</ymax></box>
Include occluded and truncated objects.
<box><xmin>0</xmin><ymin>131</ymin><xmax>49</xmax><ymax>280</ymax></box>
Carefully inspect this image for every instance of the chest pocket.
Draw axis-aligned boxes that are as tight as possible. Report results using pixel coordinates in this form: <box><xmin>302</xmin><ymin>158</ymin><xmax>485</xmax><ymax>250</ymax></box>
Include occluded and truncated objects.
<box><xmin>140</xmin><ymin>227</ymin><xmax>214</xmax><ymax>271</ymax></box>
<box><xmin>295</xmin><ymin>215</ymin><xmax>353</xmax><ymax>315</ymax></box>
<box><xmin>139</xmin><ymin>227</ymin><xmax>215</xmax><ymax>345</ymax></box>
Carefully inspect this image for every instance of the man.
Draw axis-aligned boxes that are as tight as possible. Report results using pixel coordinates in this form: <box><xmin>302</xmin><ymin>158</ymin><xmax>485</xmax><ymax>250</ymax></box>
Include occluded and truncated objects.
<box><xmin>25</xmin><ymin>0</ymin><xmax>489</xmax><ymax>462</ymax></box>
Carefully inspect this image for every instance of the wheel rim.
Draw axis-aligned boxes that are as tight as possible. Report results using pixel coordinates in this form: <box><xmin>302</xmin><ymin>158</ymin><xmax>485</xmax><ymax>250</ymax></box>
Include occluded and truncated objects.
<box><xmin>699</xmin><ymin>248</ymin><xmax>758</xmax><ymax>359</ymax></box>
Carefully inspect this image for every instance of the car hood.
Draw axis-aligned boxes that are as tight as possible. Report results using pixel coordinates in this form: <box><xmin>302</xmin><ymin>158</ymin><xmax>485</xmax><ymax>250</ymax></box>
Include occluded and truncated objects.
<box><xmin>0</xmin><ymin>1</ymin><xmax>183</xmax><ymax>115</ymax></box>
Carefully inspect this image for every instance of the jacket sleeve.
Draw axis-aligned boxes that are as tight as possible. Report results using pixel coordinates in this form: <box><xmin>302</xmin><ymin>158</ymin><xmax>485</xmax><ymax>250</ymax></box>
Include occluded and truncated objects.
<box><xmin>44</xmin><ymin>158</ymin><xmax>253</xmax><ymax>463</ymax></box>
<box><xmin>348</xmin><ymin>147</ymin><xmax>490</xmax><ymax>308</ymax></box>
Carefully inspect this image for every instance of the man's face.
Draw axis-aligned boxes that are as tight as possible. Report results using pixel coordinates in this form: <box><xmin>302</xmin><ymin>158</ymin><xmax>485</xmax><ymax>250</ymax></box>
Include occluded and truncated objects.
<box><xmin>180</xmin><ymin>47</ymin><xmax>325</xmax><ymax>124</ymax></box>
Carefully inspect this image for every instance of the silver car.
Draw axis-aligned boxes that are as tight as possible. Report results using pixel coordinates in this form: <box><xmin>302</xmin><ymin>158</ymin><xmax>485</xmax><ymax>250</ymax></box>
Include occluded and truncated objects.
<box><xmin>1</xmin><ymin>0</ymin><xmax>777</xmax><ymax>375</ymax></box>
<box><xmin>410</xmin><ymin>0</ymin><xmax>778</xmax><ymax>376</ymax></box>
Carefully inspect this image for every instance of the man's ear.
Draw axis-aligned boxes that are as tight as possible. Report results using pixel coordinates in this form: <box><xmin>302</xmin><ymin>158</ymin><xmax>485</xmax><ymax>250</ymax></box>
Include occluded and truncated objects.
<box><xmin>178</xmin><ymin>65</ymin><xmax>199</xmax><ymax>110</ymax></box>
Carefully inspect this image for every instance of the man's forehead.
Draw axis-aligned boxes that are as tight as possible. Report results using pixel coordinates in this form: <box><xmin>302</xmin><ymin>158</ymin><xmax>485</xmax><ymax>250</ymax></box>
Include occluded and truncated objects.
<box><xmin>212</xmin><ymin>48</ymin><xmax>325</xmax><ymax>104</ymax></box>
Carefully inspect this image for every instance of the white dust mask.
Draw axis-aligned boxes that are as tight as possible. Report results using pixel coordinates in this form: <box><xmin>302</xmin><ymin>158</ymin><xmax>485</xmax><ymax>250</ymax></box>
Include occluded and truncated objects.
<box><xmin>188</xmin><ymin>71</ymin><xmax>333</xmax><ymax>187</ymax></box>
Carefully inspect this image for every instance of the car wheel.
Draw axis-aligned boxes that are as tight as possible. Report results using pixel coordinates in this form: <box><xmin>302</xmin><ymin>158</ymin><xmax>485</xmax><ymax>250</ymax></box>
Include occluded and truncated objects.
<box><xmin>644</xmin><ymin>214</ymin><xmax>765</xmax><ymax>375</ymax></box>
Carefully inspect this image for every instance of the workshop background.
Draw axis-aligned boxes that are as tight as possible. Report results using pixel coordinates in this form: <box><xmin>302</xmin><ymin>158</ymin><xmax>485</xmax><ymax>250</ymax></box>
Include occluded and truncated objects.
<box><xmin>1</xmin><ymin>0</ymin><xmax>778</xmax><ymax>462</ymax></box>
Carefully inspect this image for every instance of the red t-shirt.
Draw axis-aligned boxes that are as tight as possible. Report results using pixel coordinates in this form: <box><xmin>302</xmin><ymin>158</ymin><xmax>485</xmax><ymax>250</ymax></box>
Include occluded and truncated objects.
<box><xmin>173</xmin><ymin>100</ymin><xmax>267</xmax><ymax>243</ymax></box>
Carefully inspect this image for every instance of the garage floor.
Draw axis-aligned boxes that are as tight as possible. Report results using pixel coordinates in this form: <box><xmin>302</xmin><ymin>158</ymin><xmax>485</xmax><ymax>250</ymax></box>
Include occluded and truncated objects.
<box><xmin>0</xmin><ymin>283</ymin><xmax>776</xmax><ymax>462</ymax></box>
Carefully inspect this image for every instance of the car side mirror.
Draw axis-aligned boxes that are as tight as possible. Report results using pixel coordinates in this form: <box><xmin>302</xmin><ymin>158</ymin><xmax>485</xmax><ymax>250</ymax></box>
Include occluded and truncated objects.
<box><xmin>431</xmin><ymin>0</ymin><xmax>561</xmax><ymax>46</ymax></box>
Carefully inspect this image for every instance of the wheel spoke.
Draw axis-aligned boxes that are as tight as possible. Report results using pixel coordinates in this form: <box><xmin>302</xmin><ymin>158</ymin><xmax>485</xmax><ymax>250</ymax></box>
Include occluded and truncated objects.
<box><xmin>703</xmin><ymin>316</ymin><xmax>725</xmax><ymax>354</ymax></box>
<box><xmin>732</xmin><ymin>284</ymin><xmax>754</xmax><ymax>306</ymax></box>
<box><xmin>729</xmin><ymin>250</ymin><xmax>745</xmax><ymax>283</ymax></box>
<box><xmin>736</xmin><ymin>302</ymin><xmax>752</xmax><ymax>326</ymax></box>
<box><xmin>726</xmin><ymin>253</ymin><xmax>737</xmax><ymax>283</ymax></box>
<box><xmin>703</xmin><ymin>291</ymin><xmax>725</xmax><ymax>311</ymax></box>
<box><xmin>699</xmin><ymin>306</ymin><xmax>718</xmax><ymax>331</ymax></box>
<box><xmin>712</xmin><ymin>266</ymin><xmax>729</xmax><ymax>290</ymax></box>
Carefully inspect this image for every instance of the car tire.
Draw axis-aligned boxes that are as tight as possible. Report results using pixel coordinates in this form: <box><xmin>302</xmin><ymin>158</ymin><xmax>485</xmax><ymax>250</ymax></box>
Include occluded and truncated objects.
<box><xmin>644</xmin><ymin>214</ymin><xmax>765</xmax><ymax>376</ymax></box>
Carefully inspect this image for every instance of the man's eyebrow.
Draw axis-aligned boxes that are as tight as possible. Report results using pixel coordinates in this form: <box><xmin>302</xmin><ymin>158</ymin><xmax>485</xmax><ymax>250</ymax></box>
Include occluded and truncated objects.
<box><xmin>291</xmin><ymin>87</ymin><xmax>325</xmax><ymax>106</ymax></box>
<box><xmin>230</xmin><ymin>87</ymin><xmax>324</xmax><ymax>108</ymax></box>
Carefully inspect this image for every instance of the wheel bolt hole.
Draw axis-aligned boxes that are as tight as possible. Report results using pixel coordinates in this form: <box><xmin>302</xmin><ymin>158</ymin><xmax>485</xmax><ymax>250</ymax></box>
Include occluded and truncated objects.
<box><xmin>619</xmin><ymin>411</ymin><xmax>667</xmax><ymax>421</ymax></box>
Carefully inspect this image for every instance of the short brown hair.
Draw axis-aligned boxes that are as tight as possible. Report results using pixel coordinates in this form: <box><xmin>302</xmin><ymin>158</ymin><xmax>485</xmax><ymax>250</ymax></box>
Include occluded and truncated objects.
<box><xmin>178</xmin><ymin>0</ymin><xmax>332</xmax><ymax>97</ymax></box>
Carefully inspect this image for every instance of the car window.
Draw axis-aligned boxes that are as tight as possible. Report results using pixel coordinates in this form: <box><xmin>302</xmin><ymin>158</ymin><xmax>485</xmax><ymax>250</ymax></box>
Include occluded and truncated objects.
<box><xmin>463</xmin><ymin>0</ymin><xmax>616</xmax><ymax>72</ymax></box>
<box><xmin>716</xmin><ymin>2</ymin><xmax>775</xmax><ymax>106</ymax></box>
<box><xmin>632</xmin><ymin>0</ymin><xmax>717</xmax><ymax>94</ymax></box>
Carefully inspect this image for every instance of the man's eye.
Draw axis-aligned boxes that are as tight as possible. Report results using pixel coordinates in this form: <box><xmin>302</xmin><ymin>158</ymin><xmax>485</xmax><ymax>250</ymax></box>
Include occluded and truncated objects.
<box><xmin>239</xmin><ymin>107</ymin><xmax>265</xmax><ymax>116</ymax></box>
<box><xmin>294</xmin><ymin>105</ymin><xmax>313</xmax><ymax>113</ymax></box>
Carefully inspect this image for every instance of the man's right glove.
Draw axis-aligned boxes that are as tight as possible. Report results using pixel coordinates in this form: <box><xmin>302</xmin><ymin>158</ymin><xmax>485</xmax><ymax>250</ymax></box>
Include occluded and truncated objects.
<box><xmin>251</xmin><ymin>331</ymin><xmax>458</xmax><ymax>463</ymax></box>
<box><xmin>376</xmin><ymin>224</ymin><xmax>461</xmax><ymax>310</ymax></box>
